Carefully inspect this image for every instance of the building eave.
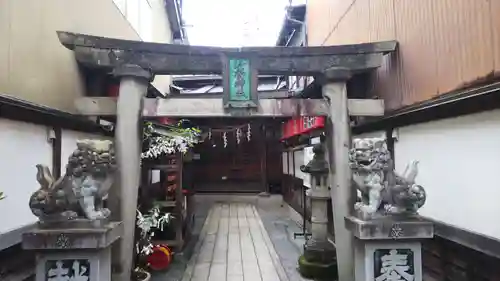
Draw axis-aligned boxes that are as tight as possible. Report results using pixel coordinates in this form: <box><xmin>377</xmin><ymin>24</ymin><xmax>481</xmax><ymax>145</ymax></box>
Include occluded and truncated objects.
<box><xmin>0</xmin><ymin>92</ymin><xmax>112</xmax><ymax>135</ymax></box>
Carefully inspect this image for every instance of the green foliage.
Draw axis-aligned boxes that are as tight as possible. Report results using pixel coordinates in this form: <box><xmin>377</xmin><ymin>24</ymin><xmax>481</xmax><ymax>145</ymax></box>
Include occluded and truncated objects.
<box><xmin>0</xmin><ymin>191</ymin><xmax>5</xmax><ymax>201</ymax></box>
<box><xmin>143</xmin><ymin>120</ymin><xmax>201</xmax><ymax>140</ymax></box>
<box><xmin>143</xmin><ymin>122</ymin><xmax>155</xmax><ymax>140</ymax></box>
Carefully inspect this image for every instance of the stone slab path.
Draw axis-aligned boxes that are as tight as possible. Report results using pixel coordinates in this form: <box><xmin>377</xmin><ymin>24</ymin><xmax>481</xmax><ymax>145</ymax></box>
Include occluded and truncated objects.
<box><xmin>181</xmin><ymin>203</ymin><xmax>289</xmax><ymax>281</ymax></box>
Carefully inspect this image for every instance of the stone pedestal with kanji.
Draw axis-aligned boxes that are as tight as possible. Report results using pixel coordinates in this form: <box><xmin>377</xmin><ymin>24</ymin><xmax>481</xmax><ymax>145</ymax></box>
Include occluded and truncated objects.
<box><xmin>22</xmin><ymin>220</ymin><xmax>122</xmax><ymax>281</ymax></box>
<box><xmin>345</xmin><ymin>216</ymin><xmax>433</xmax><ymax>281</ymax></box>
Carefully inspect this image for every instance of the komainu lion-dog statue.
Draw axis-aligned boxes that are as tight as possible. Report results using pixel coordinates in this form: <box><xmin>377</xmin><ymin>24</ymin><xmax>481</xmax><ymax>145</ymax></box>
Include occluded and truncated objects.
<box><xmin>349</xmin><ymin>138</ymin><xmax>426</xmax><ymax>220</ymax></box>
<box><xmin>29</xmin><ymin>139</ymin><xmax>117</xmax><ymax>221</ymax></box>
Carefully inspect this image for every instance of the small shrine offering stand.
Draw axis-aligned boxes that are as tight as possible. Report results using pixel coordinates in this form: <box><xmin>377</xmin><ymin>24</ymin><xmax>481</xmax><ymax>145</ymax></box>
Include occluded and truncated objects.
<box><xmin>142</xmin><ymin>152</ymin><xmax>194</xmax><ymax>252</ymax></box>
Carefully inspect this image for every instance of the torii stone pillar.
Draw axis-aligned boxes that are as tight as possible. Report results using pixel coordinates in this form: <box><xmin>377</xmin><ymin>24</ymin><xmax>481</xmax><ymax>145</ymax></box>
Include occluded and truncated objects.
<box><xmin>111</xmin><ymin>64</ymin><xmax>152</xmax><ymax>280</ymax></box>
<box><xmin>322</xmin><ymin>69</ymin><xmax>356</xmax><ymax>281</ymax></box>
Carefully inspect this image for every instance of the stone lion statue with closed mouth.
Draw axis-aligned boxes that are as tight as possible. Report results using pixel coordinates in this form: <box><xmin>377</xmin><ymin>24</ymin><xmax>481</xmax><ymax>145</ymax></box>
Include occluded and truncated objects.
<box><xmin>349</xmin><ymin>138</ymin><xmax>426</xmax><ymax>220</ymax></box>
<box><xmin>29</xmin><ymin>139</ymin><xmax>117</xmax><ymax>222</ymax></box>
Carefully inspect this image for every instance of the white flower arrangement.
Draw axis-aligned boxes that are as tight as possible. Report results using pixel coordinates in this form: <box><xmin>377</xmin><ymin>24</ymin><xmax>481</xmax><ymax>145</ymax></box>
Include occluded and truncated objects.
<box><xmin>136</xmin><ymin>206</ymin><xmax>172</xmax><ymax>255</ymax></box>
<box><xmin>141</xmin><ymin>122</ymin><xmax>201</xmax><ymax>159</ymax></box>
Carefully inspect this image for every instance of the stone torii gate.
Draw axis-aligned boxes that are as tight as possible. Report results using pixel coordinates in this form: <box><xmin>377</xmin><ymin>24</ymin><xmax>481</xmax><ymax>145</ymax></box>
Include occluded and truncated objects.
<box><xmin>57</xmin><ymin>31</ymin><xmax>396</xmax><ymax>281</ymax></box>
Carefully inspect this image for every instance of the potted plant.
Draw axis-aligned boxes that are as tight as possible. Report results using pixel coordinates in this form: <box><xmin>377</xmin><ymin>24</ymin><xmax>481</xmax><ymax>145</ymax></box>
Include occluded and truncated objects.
<box><xmin>0</xmin><ymin>191</ymin><xmax>5</xmax><ymax>200</ymax></box>
<box><xmin>133</xmin><ymin>205</ymin><xmax>172</xmax><ymax>280</ymax></box>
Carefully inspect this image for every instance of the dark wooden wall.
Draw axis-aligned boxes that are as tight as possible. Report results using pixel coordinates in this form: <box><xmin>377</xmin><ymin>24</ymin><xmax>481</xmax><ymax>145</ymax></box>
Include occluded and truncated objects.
<box><xmin>191</xmin><ymin>118</ymin><xmax>283</xmax><ymax>193</ymax></box>
<box><xmin>307</xmin><ymin>0</ymin><xmax>500</xmax><ymax>111</ymax></box>
<box><xmin>263</xmin><ymin>121</ymin><xmax>284</xmax><ymax>193</ymax></box>
<box><xmin>423</xmin><ymin>236</ymin><xmax>500</xmax><ymax>281</ymax></box>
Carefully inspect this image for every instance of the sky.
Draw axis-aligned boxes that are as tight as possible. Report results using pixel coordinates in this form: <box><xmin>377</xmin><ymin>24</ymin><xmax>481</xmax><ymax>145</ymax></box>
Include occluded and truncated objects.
<box><xmin>182</xmin><ymin>0</ymin><xmax>307</xmax><ymax>47</ymax></box>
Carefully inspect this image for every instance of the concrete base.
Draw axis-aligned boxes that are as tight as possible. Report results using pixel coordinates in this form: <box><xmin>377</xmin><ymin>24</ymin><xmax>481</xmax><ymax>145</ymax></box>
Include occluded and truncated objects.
<box><xmin>345</xmin><ymin>215</ymin><xmax>433</xmax><ymax>281</ymax></box>
<box><xmin>298</xmin><ymin>255</ymin><xmax>338</xmax><ymax>280</ymax></box>
<box><xmin>345</xmin><ymin>215</ymin><xmax>434</xmax><ymax>240</ymax></box>
<box><xmin>22</xmin><ymin>221</ymin><xmax>122</xmax><ymax>281</ymax></box>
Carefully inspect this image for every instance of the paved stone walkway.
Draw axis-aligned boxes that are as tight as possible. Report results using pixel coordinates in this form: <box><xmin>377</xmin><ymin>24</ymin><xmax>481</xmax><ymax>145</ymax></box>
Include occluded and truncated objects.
<box><xmin>181</xmin><ymin>203</ymin><xmax>289</xmax><ymax>281</ymax></box>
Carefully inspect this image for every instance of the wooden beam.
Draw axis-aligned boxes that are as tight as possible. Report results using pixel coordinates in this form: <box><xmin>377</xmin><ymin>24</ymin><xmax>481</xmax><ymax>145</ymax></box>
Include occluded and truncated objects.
<box><xmin>74</xmin><ymin>97</ymin><xmax>384</xmax><ymax>117</ymax></box>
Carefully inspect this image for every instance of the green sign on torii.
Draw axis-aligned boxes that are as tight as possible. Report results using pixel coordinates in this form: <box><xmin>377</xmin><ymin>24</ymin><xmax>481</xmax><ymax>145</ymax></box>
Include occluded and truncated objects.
<box><xmin>228</xmin><ymin>59</ymin><xmax>252</xmax><ymax>101</ymax></box>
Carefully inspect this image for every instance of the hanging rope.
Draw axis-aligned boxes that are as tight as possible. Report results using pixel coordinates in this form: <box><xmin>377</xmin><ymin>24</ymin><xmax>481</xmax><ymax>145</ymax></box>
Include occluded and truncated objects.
<box><xmin>206</xmin><ymin>123</ymin><xmax>253</xmax><ymax>148</ymax></box>
<box><xmin>202</xmin><ymin>123</ymin><xmax>249</xmax><ymax>133</ymax></box>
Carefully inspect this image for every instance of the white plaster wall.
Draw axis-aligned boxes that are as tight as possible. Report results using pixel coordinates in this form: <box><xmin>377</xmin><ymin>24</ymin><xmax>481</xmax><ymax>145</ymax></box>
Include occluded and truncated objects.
<box><xmin>60</xmin><ymin>130</ymin><xmax>112</xmax><ymax>176</ymax></box>
<box><xmin>0</xmin><ymin>119</ymin><xmax>52</xmax><ymax>235</ymax></box>
<box><xmin>394</xmin><ymin>109</ymin><xmax>500</xmax><ymax>239</ymax></box>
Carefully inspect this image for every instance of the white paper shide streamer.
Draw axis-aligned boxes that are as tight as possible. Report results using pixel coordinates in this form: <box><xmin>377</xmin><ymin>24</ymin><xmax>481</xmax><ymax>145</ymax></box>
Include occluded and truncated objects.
<box><xmin>236</xmin><ymin>128</ymin><xmax>242</xmax><ymax>144</ymax></box>
<box><xmin>246</xmin><ymin>123</ymin><xmax>251</xmax><ymax>142</ymax></box>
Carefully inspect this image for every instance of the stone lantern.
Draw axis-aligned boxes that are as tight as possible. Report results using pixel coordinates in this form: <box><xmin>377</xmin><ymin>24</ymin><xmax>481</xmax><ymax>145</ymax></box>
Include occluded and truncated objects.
<box><xmin>298</xmin><ymin>143</ymin><xmax>337</xmax><ymax>279</ymax></box>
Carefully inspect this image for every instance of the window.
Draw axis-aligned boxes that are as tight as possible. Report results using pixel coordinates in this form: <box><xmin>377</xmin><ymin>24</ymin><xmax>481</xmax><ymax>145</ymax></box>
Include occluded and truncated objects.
<box><xmin>288</xmin><ymin>151</ymin><xmax>294</xmax><ymax>176</ymax></box>
<box><xmin>288</xmin><ymin>76</ymin><xmax>297</xmax><ymax>90</ymax></box>
<box><xmin>282</xmin><ymin>152</ymin><xmax>288</xmax><ymax>174</ymax></box>
<box><xmin>294</xmin><ymin>149</ymin><xmax>304</xmax><ymax>180</ymax></box>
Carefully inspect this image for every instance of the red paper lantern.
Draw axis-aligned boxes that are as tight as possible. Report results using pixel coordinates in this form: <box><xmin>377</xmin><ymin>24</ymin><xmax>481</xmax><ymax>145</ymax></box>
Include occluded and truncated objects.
<box><xmin>147</xmin><ymin>244</ymin><xmax>173</xmax><ymax>271</ymax></box>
